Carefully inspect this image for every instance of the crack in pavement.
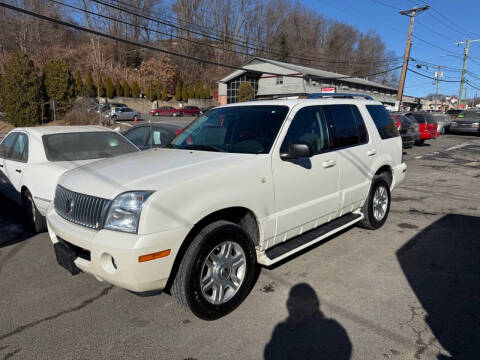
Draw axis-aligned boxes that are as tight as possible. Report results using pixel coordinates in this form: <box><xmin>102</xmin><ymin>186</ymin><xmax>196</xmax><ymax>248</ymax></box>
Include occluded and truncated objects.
<box><xmin>2</xmin><ymin>348</ymin><xmax>21</xmax><ymax>360</ymax></box>
<box><xmin>0</xmin><ymin>285</ymin><xmax>114</xmax><ymax>342</ymax></box>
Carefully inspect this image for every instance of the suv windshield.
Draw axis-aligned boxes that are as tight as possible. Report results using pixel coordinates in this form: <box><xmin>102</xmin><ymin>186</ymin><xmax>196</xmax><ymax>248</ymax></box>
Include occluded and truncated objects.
<box><xmin>458</xmin><ymin>111</ymin><xmax>480</xmax><ymax>119</ymax></box>
<box><xmin>43</xmin><ymin>132</ymin><xmax>139</xmax><ymax>161</ymax></box>
<box><xmin>170</xmin><ymin>105</ymin><xmax>289</xmax><ymax>154</ymax></box>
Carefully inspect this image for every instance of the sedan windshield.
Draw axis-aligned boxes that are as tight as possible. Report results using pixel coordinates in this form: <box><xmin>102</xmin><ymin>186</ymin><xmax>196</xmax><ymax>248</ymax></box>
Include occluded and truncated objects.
<box><xmin>43</xmin><ymin>132</ymin><xmax>139</xmax><ymax>161</ymax></box>
<box><xmin>170</xmin><ymin>105</ymin><xmax>289</xmax><ymax>154</ymax></box>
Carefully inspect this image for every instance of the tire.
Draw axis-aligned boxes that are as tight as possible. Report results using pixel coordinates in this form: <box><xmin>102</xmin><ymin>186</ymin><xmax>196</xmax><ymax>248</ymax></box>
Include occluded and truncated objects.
<box><xmin>171</xmin><ymin>220</ymin><xmax>257</xmax><ymax>320</ymax></box>
<box><xmin>358</xmin><ymin>175</ymin><xmax>391</xmax><ymax>230</ymax></box>
<box><xmin>415</xmin><ymin>139</ymin><xmax>425</xmax><ymax>145</ymax></box>
<box><xmin>112</xmin><ymin>115</ymin><xmax>117</xmax><ymax>122</ymax></box>
<box><xmin>23</xmin><ymin>190</ymin><xmax>47</xmax><ymax>233</ymax></box>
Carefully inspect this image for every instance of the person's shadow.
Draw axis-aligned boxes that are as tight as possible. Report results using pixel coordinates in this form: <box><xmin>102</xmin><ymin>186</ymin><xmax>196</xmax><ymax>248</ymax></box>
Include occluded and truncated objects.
<box><xmin>264</xmin><ymin>283</ymin><xmax>352</xmax><ymax>360</ymax></box>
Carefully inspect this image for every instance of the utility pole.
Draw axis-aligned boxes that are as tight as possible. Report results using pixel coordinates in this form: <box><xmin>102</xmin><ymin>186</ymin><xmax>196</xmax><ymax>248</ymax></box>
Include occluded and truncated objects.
<box><xmin>455</xmin><ymin>38</ymin><xmax>480</xmax><ymax>109</ymax></box>
<box><xmin>434</xmin><ymin>65</ymin><xmax>443</xmax><ymax>111</ymax></box>
<box><xmin>464</xmin><ymin>87</ymin><xmax>468</xmax><ymax>109</ymax></box>
<box><xmin>396</xmin><ymin>5</ymin><xmax>430</xmax><ymax>111</ymax></box>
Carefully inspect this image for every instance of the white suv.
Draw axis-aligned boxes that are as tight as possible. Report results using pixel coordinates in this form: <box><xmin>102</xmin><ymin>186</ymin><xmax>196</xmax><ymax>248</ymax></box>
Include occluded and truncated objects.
<box><xmin>47</xmin><ymin>95</ymin><xmax>406</xmax><ymax>320</ymax></box>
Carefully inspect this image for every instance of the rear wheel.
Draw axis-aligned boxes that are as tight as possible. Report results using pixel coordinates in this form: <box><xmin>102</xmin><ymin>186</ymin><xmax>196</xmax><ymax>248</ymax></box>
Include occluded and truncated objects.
<box><xmin>171</xmin><ymin>220</ymin><xmax>257</xmax><ymax>320</ymax></box>
<box><xmin>415</xmin><ymin>139</ymin><xmax>425</xmax><ymax>145</ymax></box>
<box><xmin>358</xmin><ymin>175</ymin><xmax>391</xmax><ymax>230</ymax></box>
<box><xmin>23</xmin><ymin>190</ymin><xmax>46</xmax><ymax>233</ymax></box>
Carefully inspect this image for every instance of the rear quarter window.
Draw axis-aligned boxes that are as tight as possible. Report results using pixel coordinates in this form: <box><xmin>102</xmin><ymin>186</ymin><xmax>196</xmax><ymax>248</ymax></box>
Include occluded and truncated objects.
<box><xmin>366</xmin><ymin>105</ymin><xmax>400</xmax><ymax>139</ymax></box>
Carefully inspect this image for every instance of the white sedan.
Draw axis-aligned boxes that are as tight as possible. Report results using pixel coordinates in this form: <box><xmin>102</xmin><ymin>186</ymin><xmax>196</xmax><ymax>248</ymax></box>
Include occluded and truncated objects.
<box><xmin>0</xmin><ymin>126</ymin><xmax>139</xmax><ymax>232</ymax></box>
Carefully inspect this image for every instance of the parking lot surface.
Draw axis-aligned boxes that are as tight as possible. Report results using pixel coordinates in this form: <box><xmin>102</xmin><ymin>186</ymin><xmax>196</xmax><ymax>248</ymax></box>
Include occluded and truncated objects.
<box><xmin>1</xmin><ymin>134</ymin><xmax>479</xmax><ymax>359</ymax></box>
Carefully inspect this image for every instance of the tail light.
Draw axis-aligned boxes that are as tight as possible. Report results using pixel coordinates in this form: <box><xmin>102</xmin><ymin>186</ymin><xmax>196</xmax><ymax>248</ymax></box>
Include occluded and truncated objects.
<box><xmin>396</xmin><ymin>120</ymin><xmax>402</xmax><ymax>131</ymax></box>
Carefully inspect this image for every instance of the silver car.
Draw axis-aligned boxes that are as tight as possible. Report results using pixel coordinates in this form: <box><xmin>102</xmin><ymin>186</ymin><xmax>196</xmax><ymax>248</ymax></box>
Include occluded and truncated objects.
<box><xmin>431</xmin><ymin>113</ymin><xmax>450</xmax><ymax>134</ymax></box>
<box><xmin>110</xmin><ymin>107</ymin><xmax>141</xmax><ymax>121</ymax></box>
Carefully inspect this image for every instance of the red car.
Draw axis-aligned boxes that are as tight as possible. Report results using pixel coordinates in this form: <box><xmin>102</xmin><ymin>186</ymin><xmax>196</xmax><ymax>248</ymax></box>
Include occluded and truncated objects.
<box><xmin>406</xmin><ymin>112</ymin><xmax>439</xmax><ymax>145</ymax></box>
<box><xmin>150</xmin><ymin>106</ymin><xmax>182</xmax><ymax>117</ymax></box>
<box><xmin>181</xmin><ymin>106</ymin><xmax>201</xmax><ymax>116</ymax></box>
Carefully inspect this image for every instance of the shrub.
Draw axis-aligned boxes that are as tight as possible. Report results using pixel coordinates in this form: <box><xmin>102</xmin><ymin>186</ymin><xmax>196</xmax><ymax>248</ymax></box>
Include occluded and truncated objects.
<box><xmin>188</xmin><ymin>84</ymin><xmax>195</xmax><ymax>99</ymax></box>
<box><xmin>115</xmin><ymin>79</ymin><xmax>123</xmax><ymax>97</ymax></box>
<box><xmin>85</xmin><ymin>72</ymin><xmax>96</xmax><ymax>97</ymax></box>
<box><xmin>44</xmin><ymin>58</ymin><xmax>74</xmax><ymax>106</ymax></box>
<box><xmin>0</xmin><ymin>52</ymin><xmax>42</xmax><ymax>126</ymax></box>
<box><xmin>75</xmin><ymin>71</ymin><xmax>83</xmax><ymax>97</ymax></box>
<box><xmin>175</xmin><ymin>82</ymin><xmax>181</xmax><ymax>101</ymax></box>
<box><xmin>161</xmin><ymin>84</ymin><xmax>168</xmax><ymax>101</ymax></box>
<box><xmin>238</xmin><ymin>82</ymin><xmax>254</xmax><ymax>102</ymax></box>
<box><xmin>146</xmin><ymin>80</ymin><xmax>156</xmax><ymax>101</ymax></box>
<box><xmin>181</xmin><ymin>83</ymin><xmax>188</xmax><ymax>102</ymax></box>
<box><xmin>205</xmin><ymin>83</ymin><xmax>211</xmax><ymax>99</ymax></box>
<box><xmin>154</xmin><ymin>80</ymin><xmax>161</xmax><ymax>100</ymax></box>
<box><xmin>106</xmin><ymin>77</ymin><xmax>115</xmax><ymax>99</ymax></box>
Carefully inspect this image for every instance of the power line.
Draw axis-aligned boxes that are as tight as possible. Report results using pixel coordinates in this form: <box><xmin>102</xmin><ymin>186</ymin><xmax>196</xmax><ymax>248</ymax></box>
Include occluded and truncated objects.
<box><xmin>0</xmin><ymin>1</ymin><xmax>403</xmax><ymax>83</ymax></box>
<box><xmin>408</xmin><ymin>67</ymin><xmax>461</xmax><ymax>82</ymax></box>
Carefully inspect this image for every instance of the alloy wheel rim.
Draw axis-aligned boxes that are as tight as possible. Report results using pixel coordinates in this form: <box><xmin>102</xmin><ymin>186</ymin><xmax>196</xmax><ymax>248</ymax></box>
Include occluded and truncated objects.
<box><xmin>200</xmin><ymin>241</ymin><xmax>246</xmax><ymax>305</ymax></box>
<box><xmin>373</xmin><ymin>186</ymin><xmax>388</xmax><ymax>221</ymax></box>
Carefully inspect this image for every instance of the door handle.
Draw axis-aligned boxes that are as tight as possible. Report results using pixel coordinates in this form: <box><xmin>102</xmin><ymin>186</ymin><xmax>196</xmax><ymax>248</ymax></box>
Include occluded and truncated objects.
<box><xmin>367</xmin><ymin>149</ymin><xmax>377</xmax><ymax>156</ymax></box>
<box><xmin>16</xmin><ymin>169</ymin><xmax>21</xmax><ymax>173</ymax></box>
<box><xmin>322</xmin><ymin>159</ymin><xmax>336</xmax><ymax>168</ymax></box>
<box><xmin>0</xmin><ymin>164</ymin><xmax>3</xmax><ymax>168</ymax></box>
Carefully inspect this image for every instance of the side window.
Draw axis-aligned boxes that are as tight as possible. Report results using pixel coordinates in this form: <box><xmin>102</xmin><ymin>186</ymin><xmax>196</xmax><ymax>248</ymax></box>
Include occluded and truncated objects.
<box><xmin>0</xmin><ymin>133</ymin><xmax>18</xmax><ymax>159</ymax></box>
<box><xmin>149</xmin><ymin>128</ymin><xmax>175</xmax><ymax>146</ymax></box>
<box><xmin>323</xmin><ymin>105</ymin><xmax>360</xmax><ymax>148</ymax></box>
<box><xmin>280</xmin><ymin>106</ymin><xmax>329</xmax><ymax>155</ymax></box>
<box><xmin>10</xmin><ymin>133</ymin><xmax>29</xmax><ymax>162</ymax></box>
<box><xmin>366</xmin><ymin>105</ymin><xmax>399</xmax><ymax>139</ymax></box>
<box><xmin>350</xmin><ymin>105</ymin><xmax>369</xmax><ymax>144</ymax></box>
<box><xmin>124</xmin><ymin>126</ymin><xmax>147</xmax><ymax>147</ymax></box>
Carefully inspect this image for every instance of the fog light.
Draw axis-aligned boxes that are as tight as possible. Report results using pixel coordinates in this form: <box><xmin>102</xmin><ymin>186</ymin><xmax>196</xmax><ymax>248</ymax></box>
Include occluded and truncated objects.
<box><xmin>101</xmin><ymin>253</ymin><xmax>118</xmax><ymax>274</ymax></box>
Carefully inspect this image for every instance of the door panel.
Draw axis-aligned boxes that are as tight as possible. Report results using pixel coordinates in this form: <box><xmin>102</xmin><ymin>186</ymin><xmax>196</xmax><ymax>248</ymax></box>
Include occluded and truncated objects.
<box><xmin>0</xmin><ymin>133</ymin><xmax>18</xmax><ymax>200</ymax></box>
<box><xmin>4</xmin><ymin>132</ymin><xmax>28</xmax><ymax>203</ymax></box>
<box><xmin>272</xmin><ymin>106</ymin><xmax>339</xmax><ymax>246</ymax></box>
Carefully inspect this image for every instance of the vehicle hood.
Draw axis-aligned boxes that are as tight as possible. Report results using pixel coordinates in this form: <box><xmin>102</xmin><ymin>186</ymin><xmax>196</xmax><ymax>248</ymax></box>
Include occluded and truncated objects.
<box><xmin>58</xmin><ymin>149</ymin><xmax>254</xmax><ymax>199</ymax></box>
<box><xmin>453</xmin><ymin>118</ymin><xmax>478</xmax><ymax>124</ymax></box>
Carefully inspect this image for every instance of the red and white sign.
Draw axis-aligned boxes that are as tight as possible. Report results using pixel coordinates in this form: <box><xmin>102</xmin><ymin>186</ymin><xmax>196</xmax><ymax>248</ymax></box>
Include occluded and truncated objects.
<box><xmin>321</xmin><ymin>87</ymin><xmax>336</xmax><ymax>93</ymax></box>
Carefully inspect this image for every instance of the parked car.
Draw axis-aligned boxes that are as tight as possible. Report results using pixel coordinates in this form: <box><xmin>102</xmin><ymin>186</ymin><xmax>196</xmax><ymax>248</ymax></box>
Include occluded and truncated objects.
<box><xmin>431</xmin><ymin>113</ymin><xmax>450</xmax><ymax>134</ymax></box>
<box><xmin>150</xmin><ymin>106</ymin><xmax>182</xmax><ymax>117</ymax></box>
<box><xmin>47</xmin><ymin>95</ymin><xmax>406</xmax><ymax>320</ymax></box>
<box><xmin>89</xmin><ymin>103</ymin><xmax>110</xmax><ymax>114</ymax></box>
<box><xmin>406</xmin><ymin>111</ymin><xmax>439</xmax><ymax>145</ymax></box>
<box><xmin>123</xmin><ymin>123</ymin><xmax>183</xmax><ymax>150</ymax></box>
<box><xmin>390</xmin><ymin>113</ymin><xmax>416</xmax><ymax>148</ymax></box>
<box><xmin>446</xmin><ymin>109</ymin><xmax>462</xmax><ymax>120</ymax></box>
<box><xmin>181</xmin><ymin>106</ymin><xmax>201</xmax><ymax>116</ymax></box>
<box><xmin>109</xmin><ymin>107</ymin><xmax>141</xmax><ymax>121</ymax></box>
<box><xmin>200</xmin><ymin>106</ymin><xmax>215</xmax><ymax>114</ymax></box>
<box><xmin>449</xmin><ymin>111</ymin><xmax>480</xmax><ymax>135</ymax></box>
<box><xmin>0</xmin><ymin>126</ymin><xmax>139</xmax><ymax>232</ymax></box>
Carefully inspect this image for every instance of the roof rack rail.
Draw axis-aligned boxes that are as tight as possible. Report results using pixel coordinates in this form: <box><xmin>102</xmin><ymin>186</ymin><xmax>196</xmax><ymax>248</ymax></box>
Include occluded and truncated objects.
<box><xmin>307</xmin><ymin>93</ymin><xmax>374</xmax><ymax>100</ymax></box>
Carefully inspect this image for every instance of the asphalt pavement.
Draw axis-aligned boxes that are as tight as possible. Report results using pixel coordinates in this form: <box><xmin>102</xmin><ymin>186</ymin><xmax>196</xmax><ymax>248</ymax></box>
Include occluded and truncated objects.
<box><xmin>1</xmin><ymin>134</ymin><xmax>480</xmax><ymax>359</ymax></box>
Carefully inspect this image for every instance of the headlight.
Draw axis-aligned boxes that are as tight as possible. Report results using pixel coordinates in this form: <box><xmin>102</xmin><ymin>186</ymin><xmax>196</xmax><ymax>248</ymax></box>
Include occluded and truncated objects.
<box><xmin>451</xmin><ymin>122</ymin><xmax>457</xmax><ymax>127</ymax></box>
<box><xmin>104</xmin><ymin>191</ymin><xmax>154</xmax><ymax>233</ymax></box>
<box><xmin>472</xmin><ymin>122</ymin><xmax>479</xmax><ymax>127</ymax></box>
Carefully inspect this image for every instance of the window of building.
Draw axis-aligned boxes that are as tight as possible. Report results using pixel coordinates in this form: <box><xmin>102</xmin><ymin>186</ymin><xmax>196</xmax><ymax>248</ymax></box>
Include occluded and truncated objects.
<box><xmin>276</xmin><ymin>76</ymin><xmax>284</xmax><ymax>85</ymax></box>
<box><xmin>226</xmin><ymin>73</ymin><xmax>260</xmax><ymax>104</ymax></box>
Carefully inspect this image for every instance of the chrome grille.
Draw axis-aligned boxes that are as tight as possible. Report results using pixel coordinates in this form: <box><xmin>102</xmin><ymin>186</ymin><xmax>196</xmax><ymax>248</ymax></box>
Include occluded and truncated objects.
<box><xmin>54</xmin><ymin>185</ymin><xmax>110</xmax><ymax>229</ymax></box>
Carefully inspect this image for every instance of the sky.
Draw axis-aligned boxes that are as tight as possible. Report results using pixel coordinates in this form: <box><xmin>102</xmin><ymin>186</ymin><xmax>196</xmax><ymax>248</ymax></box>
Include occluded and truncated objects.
<box><xmin>301</xmin><ymin>0</ymin><xmax>480</xmax><ymax>98</ymax></box>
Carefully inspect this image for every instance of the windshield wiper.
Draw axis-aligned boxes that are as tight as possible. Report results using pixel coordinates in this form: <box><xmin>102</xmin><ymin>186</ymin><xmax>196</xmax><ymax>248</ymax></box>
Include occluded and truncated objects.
<box><xmin>165</xmin><ymin>143</ymin><xmax>179</xmax><ymax>149</ymax></box>
<box><xmin>182</xmin><ymin>144</ymin><xmax>226</xmax><ymax>152</ymax></box>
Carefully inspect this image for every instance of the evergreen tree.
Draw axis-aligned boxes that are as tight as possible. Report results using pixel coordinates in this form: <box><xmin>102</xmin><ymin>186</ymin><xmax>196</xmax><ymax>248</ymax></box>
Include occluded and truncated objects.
<box><xmin>106</xmin><ymin>77</ymin><xmax>115</xmax><ymax>99</ymax></box>
<box><xmin>44</xmin><ymin>58</ymin><xmax>74</xmax><ymax>106</ymax></box>
<box><xmin>188</xmin><ymin>84</ymin><xmax>195</xmax><ymax>100</ymax></box>
<box><xmin>161</xmin><ymin>84</ymin><xmax>168</xmax><ymax>101</ymax></box>
<box><xmin>195</xmin><ymin>82</ymin><xmax>202</xmax><ymax>99</ymax></box>
<box><xmin>85</xmin><ymin>72</ymin><xmax>96</xmax><ymax>97</ymax></box>
<box><xmin>115</xmin><ymin>79</ymin><xmax>123</xmax><ymax>97</ymax></box>
<box><xmin>182</xmin><ymin>83</ymin><xmax>188</xmax><ymax>102</ymax></box>
<box><xmin>0</xmin><ymin>52</ymin><xmax>42</xmax><ymax>126</ymax></box>
<box><xmin>132</xmin><ymin>81</ymin><xmax>140</xmax><ymax>98</ymax></box>
<box><xmin>205</xmin><ymin>83</ymin><xmax>211</xmax><ymax>99</ymax></box>
<box><xmin>75</xmin><ymin>71</ymin><xmax>83</xmax><ymax>97</ymax></box>
<box><xmin>146</xmin><ymin>80</ymin><xmax>156</xmax><ymax>101</ymax></box>
<box><xmin>279</xmin><ymin>33</ymin><xmax>290</xmax><ymax>62</ymax></box>
<box><xmin>238</xmin><ymin>82</ymin><xmax>254</xmax><ymax>102</ymax></box>
<box><xmin>154</xmin><ymin>80</ymin><xmax>161</xmax><ymax>100</ymax></box>
<box><xmin>122</xmin><ymin>80</ymin><xmax>131</xmax><ymax>97</ymax></box>
<box><xmin>97</xmin><ymin>76</ymin><xmax>105</xmax><ymax>97</ymax></box>
<box><xmin>199</xmin><ymin>84</ymin><xmax>205</xmax><ymax>99</ymax></box>
<box><xmin>175</xmin><ymin>82</ymin><xmax>181</xmax><ymax>101</ymax></box>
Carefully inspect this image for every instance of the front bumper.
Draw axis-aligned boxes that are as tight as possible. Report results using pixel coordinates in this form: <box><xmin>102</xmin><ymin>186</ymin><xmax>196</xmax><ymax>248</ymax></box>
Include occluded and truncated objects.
<box><xmin>47</xmin><ymin>207</ymin><xmax>189</xmax><ymax>292</ymax></box>
<box><xmin>449</xmin><ymin>125</ymin><xmax>480</xmax><ymax>134</ymax></box>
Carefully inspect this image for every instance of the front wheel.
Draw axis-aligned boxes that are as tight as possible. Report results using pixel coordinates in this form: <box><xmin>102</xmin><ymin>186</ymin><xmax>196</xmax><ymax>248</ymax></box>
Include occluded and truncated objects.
<box><xmin>358</xmin><ymin>176</ymin><xmax>391</xmax><ymax>230</ymax></box>
<box><xmin>171</xmin><ymin>220</ymin><xmax>257</xmax><ymax>320</ymax></box>
<box><xmin>24</xmin><ymin>190</ymin><xmax>47</xmax><ymax>233</ymax></box>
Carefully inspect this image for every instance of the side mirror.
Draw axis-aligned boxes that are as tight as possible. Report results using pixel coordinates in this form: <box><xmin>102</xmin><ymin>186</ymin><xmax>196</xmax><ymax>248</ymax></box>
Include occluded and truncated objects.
<box><xmin>281</xmin><ymin>143</ymin><xmax>313</xmax><ymax>160</ymax></box>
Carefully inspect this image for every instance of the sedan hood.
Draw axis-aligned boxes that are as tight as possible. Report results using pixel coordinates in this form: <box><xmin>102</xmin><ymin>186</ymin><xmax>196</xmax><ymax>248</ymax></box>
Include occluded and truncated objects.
<box><xmin>59</xmin><ymin>149</ymin><xmax>251</xmax><ymax>199</ymax></box>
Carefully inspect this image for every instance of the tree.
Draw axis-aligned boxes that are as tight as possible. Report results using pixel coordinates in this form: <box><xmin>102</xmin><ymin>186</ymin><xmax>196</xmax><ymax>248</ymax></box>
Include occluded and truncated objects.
<box><xmin>161</xmin><ymin>84</ymin><xmax>168</xmax><ymax>101</ymax></box>
<box><xmin>132</xmin><ymin>81</ymin><xmax>140</xmax><ymax>98</ymax></box>
<box><xmin>106</xmin><ymin>77</ymin><xmax>115</xmax><ymax>99</ymax></box>
<box><xmin>199</xmin><ymin>84</ymin><xmax>205</xmax><ymax>99</ymax></box>
<box><xmin>115</xmin><ymin>79</ymin><xmax>123</xmax><ymax>97</ymax></box>
<box><xmin>195</xmin><ymin>82</ymin><xmax>202</xmax><ymax>99</ymax></box>
<box><xmin>85</xmin><ymin>72</ymin><xmax>96</xmax><ymax>97</ymax></box>
<box><xmin>278</xmin><ymin>33</ymin><xmax>290</xmax><ymax>62</ymax></box>
<box><xmin>44</xmin><ymin>58</ymin><xmax>74</xmax><ymax>106</ymax></box>
<box><xmin>188</xmin><ymin>84</ymin><xmax>195</xmax><ymax>99</ymax></box>
<box><xmin>154</xmin><ymin>80</ymin><xmax>161</xmax><ymax>100</ymax></box>
<box><xmin>146</xmin><ymin>80</ymin><xmax>156</xmax><ymax>101</ymax></box>
<box><xmin>238</xmin><ymin>82</ymin><xmax>254</xmax><ymax>102</ymax></box>
<box><xmin>75</xmin><ymin>71</ymin><xmax>83</xmax><ymax>97</ymax></box>
<box><xmin>0</xmin><ymin>52</ymin><xmax>42</xmax><ymax>126</ymax></box>
<box><xmin>97</xmin><ymin>76</ymin><xmax>105</xmax><ymax>97</ymax></box>
<box><xmin>182</xmin><ymin>83</ymin><xmax>188</xmax><ymax>102</ymax></box>
<box><xmin>175</xmin><ymin>82</ymin><xmax>181</xmax><ymax>101</ymax></box>
<box><xmin>122</xmin><ymin>80</ymin><xmax>131</xmax><ymax>97</ymax></box>
<box><xmin>205</xmin><ymin>83</ymin><xmax>211</xmax><ymax>99</ymax></box>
